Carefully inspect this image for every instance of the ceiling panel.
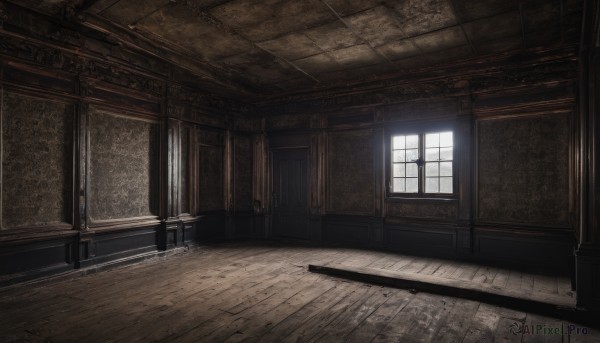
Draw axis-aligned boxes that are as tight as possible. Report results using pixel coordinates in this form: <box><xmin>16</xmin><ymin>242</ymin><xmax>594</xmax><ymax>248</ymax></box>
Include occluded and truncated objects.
<box><xmin>376</xmin><ymin>39</ymin><xmax>422</xmax><ymax>61</ymax></box>
<box><xmin>293</xmin><ymin>53</ymin><xmax>340</xmax><ymax>74</ymax></box>
<box><xmin>101</xmin><ymin>0</ymin><xmax>170</xmax><ymax>27</ymax></box>
<box><xmin>12</xmin><ymin>0</ymin><xmax>579</xmax><ymax>95</ymax></box>
<box><xmin>137</xmin><ymin>3</ymin><xmax>252</xmax><ymax>59</ymax></box>
<box><xmin>328</xmin><ymin>44</ymin><xmax>384</xmax><ymax>68</ymax></box>
<box><xmin>258</xmin><ymin>33</ymin><xmax>323</xmax><ymax>61</ymax></box>
<box><xmin>412</xmin><ymin>26</ymin><xmax>467</xmax><ymax>53</ymax></box>
<box><xmin>323</xmin><ymin>0</ymin><xmax>382</xmax><ymax>16</ymax></box>
<box><xmin>235</xmin><ymin>0</ymin><xmax>337</xmax><ymax>42</ymax></box>
<box><xmin>209</xmin><ymin>0</ymin><xmax>279</xmax><ymax>28</ymax></box>
<box><xmin>344</xmin><ymin>6</ymin><xmax>406</xmax><ymax>47</ymax></box>
<box><xmin>392</xmin><ymin>0</ymin><xmax>457</xmax><ymax>37</ymax></box>
<box><xmin>304</xmin><ymin>21</ymin><xmax>364</xmax><ymax>52</ymax></box>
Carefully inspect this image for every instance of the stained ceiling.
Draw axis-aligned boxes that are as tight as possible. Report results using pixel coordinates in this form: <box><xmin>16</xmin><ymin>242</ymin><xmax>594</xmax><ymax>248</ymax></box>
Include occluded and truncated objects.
<box><xmin>7</xmin><ymin>0</ymin><xmax>583</xmax><ymax>97</ymax></box>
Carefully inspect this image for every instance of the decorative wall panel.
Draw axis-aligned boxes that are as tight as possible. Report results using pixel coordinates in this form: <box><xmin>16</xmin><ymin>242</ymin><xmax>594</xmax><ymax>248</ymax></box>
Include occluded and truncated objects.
<box><xmin>89</xmin><ymin>109</ymin><xmax>159</xmax><ymax>221</ymax></box>
<box><xmin>234</xmin><ymin>134</ymin><xmax>253</xmax><ymax>211</ymax></box>
<box><xmin>327</xmin><ymin>129</ymin><xmax>374</xmax><ymax>214</ymax></box>
<box><xmin>477</xmin><ymin>114</ymin><xmax>570</xmax><ymax>226</ymax></box>
<box><xmin>386</xmin><ymin>201</ymin><xmax>457</xmax><ymax>220</ymax></box>
<box><xmin>1</xmin><ymin>92</ymin><xmax>72</xmax><ymax>229</ymax></box>
<box><xmin>198</xmin><ymin>128</ymin><xmax>225</xmax><ymax>212</ymax></box>
<box><xmin>180</xmin><ymin>127</ymin><xmax>190</xmax><ymax>214</ymax></box>
<box><xmin>199</xmin><ymin>146</ymin><xmax>225</xmax><ymax>212</ymax></box>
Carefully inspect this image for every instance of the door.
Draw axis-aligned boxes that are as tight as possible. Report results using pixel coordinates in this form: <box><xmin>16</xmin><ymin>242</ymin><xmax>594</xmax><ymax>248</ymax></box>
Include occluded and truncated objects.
<box><xmin>271</xmin><ymin>149</ymin><xmax>308</xmax><ymax>239</ymax></box>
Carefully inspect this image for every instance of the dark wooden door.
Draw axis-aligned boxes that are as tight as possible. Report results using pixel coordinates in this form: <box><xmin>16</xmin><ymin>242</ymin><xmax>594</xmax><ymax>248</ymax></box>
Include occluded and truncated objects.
<box><xmin>271</xmin><ymin>149</ymin><xmax>308</xmax><ymax>239</ymax></box>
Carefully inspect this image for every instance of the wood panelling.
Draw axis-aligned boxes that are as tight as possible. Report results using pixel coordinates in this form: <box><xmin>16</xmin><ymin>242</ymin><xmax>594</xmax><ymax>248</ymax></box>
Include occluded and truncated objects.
<box><xmin>1</xmin><ymin>92</ymin><xmax>73</xmax><ymax>229</ymax></box>
<box><xmin>92</xmin><ymin>227</ymin><xmax>159</xmax><ymax>264</ymax></box>
<box><xmin>180</xmin><ymin>126</ymin><xmax>191</xmax><ymax>214</ymax></box>
<box><xmin>198</xmin><ymin>146</ymin><xmax>225</xmax><ymax>212</ymax></box>
<box><xmin>198</xmin><ymin>128</ymin><xmax>225</xmax><ymax>212</ymax></box>
<box><xmin>383</xmin><ymin>99</ymin><xmax>461</xmax><ymax>122</ymax></box>
<box><xmin>0</xmin><ymin>237</ymin><xmax>75</xmax><ymax>284</ymax></box>
<box><xmin>327</xmin><ymin>129</ymin><xmax>375</xmax><ymax>215</ymax></box>
<box><xmin>233</xmin><ymin>133</ymin><xmax>253</xmax><ymax>212</ymax></box>
<box><xmin>473</xmin><ymin>227</ymin><xmax>573</xmax><ymax>271</ymax></box>
<box><xmin>266</xmin><ymin>113</ymin><xmax>310</xmax><ymax>131</ymax></box>
<box><xmin>477</xmin><ymin>114</ymin><xmax>570</xmax><ymax>227</ymax></box>
<box><xmin>386</xmin><ymin>224</ymin><xmax>457</xmax><ymax>257</ymax></box>
<box><xmin>386</xmin><ymin>200</ymin><xmax>458</xmax><ymax>220</ymax></box>
<box><xmin>88</xmin><ymin>109</ymin><xmax>159</xmax><ymax>222</ymax></box>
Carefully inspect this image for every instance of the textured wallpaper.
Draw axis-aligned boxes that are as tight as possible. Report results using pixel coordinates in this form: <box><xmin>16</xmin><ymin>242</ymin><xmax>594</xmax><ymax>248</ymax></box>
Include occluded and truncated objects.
<box><xmin>327</xmin><ymin>129</ymin><xmax>374</xmax><ymax>214</ymax></box>
<box><xmin>477</xmin><ymin>114</ymin><xmax>570</xmax><ymax>226</ymax></box>
<box><xmin>89</xmin><ymin>110</ymin><xmax>159</xmax><ymax>221</ymax></box>
<box><xmin>2</xmin><ymin>92</ymin><xmax>72</xmax><ymax>229</ymax></box>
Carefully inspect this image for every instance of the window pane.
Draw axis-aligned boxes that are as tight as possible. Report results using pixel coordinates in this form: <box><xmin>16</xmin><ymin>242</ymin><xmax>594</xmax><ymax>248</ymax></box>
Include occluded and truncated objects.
<box><xmin>425</xmin><ymin>177</ymin><xmax>439</xmax><ymax>193</ymax></box>
<box><xmin>393</xmin><ymin>150</ymin><xmax>405</xmax><ymax>162</ymax></box>
<box><xmin>440</xmin><ymin>147</ymin><xmax>453</xmax><ymax>161</ymax></box>
<box><xmin>406</xmin><ymin>178</ymin><xmax>418</xmax><ymax>193</ymax></box>
<box><xmin>440</xmin><ymin>162</ymin><xmax>452</xmax><ymax>176</ymax></box>
<box><xmin>406</xmin><ymin>135</ymin><xmax>418</xmax><ymax>149</ymax></box>
<box><xmin>440</xmin><ymin>131</ymin><xmax>453</xmax><ymax>147</ymax></box>
<box><xmin>425</xmin><ymin>162</ymin><xmax>439</xmax><ymax>177</ymax></box>
<box><xmin>425</xmin><ymin>148</ymin><xmax>439</xmax><ymax>161</ymax></box>
<box><xmin>393</xmin><ymin>163</ymin><xmax>405</xmax><ymax>177</ymax></box>
<box><xmin>440</xmin><ymin>177</ymin><xmax>453</xmax><ymax>193</ymax></box>
<box><xmin>406</xmin><ymin>149</ymin><xmax>419</xmax><ymax>162</ymax></box>
<box><xmin>392</xmin><ymin>136</ymin><xmax>405</xmax><ymax>150</ymax></box>
<box><xmin>393</xmin><ymin>178</ymin><xmax>405</xmax><ymax>192</ymax></box>
<box><xmin>406</xmin><ymin>163</ymin><xmax>418</xmax><ymax>177</ymax></box>
<box><xmin>425</xmin><ymin>133</ymin><xmax>439</xmax><ymax>148</ymax></box>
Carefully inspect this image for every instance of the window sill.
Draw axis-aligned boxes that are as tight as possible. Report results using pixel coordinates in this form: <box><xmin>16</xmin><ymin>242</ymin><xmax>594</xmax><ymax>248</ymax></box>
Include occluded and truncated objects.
<box><xmin>385</xmin><ymin>196</ymin><xmax>458</xmax><ymax>202</ymax></box>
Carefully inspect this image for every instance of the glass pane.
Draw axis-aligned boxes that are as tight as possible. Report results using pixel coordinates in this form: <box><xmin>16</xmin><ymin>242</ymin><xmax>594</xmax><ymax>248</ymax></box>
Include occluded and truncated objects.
<box><xmin>392</xmin><ymin>136</ymin><xmax>405</xmax><ymax>150</ymax></box>
<box><xmin>425</xmin><ymin>162</ymin><xmax>439</xmax><ymax>177</ymax></box>
<box><xmin>425</xmin><ymin>148</ymin><xmax>439</xmax><ymax>161</ymax></box>
<box><xmin>440</xmin><ymin>131</ymin><xmax>453</xmax><ymax>147</ymax></box>
<box><xmin>440</xmin><ymin>177</ymin><xmax>453</xmax><ymax>193</ymax></box>
<box><xmin>425</xmin><ymin>177</ymin><xmax>439</xmax><ymax>193</ymax></box>
<box><xmin>406</xmin><ymin>178</ymin><xmax>418</xmax><ymax>193</ymax></box>
<box><xmin>406</xmin><ymin>149</ymin><xmax>419</xmax><ymax>162</ymax></box>
<box><xmin>425</xmin><ymin>133</ymin><xmax>439</xmax><ymax>148</ymax></box>
<box><xmin>393</xmin><ymin>163</ymin><xmax>405</xmax><ymax>177</ymax></box>
<box><xmin>406</xmin><ymin>163</ymin><xmax>418</xmax><ymax>177</ymax></box>
<box><xmin>406</xmin><ymin>135</ymin><xmax>418</xmax><ymax>149</ymax></box>
<box><xmin>393</xmin><ymin>150</ymin><xmax>405</xmax><ymax>162</ymax></box>
<box><xmin>440</xmin><ymin>162</ymin><xmax>452</xmax><ymax>176</ymax></box>
<box><xmin>440</xmin><ymin>147</ymin><xmax>453</xmax><ymax>161</ymax></box>
<box><xmin>393</xmin><ymin>178</ymin><xmax>405</xmax><ymax>192</ymax></box>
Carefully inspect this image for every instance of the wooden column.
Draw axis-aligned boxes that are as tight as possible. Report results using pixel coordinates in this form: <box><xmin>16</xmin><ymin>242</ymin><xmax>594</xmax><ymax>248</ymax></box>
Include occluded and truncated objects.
<box><xmin>159</xmin><ymin>117</ymin><xmax>183</xmax><ymax>250</ymax></box>
<box><xmin>575</xmin><ymin>0</ymin><xmax>600</xmax><ymax>311</ymax></box>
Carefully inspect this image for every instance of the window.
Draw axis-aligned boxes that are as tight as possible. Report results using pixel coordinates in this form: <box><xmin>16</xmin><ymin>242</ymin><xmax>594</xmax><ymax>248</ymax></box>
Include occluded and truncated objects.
<box><xmin>390</xmin><ymin>131</ymin><xmax>454</xmax><ymax>195</ymax></box>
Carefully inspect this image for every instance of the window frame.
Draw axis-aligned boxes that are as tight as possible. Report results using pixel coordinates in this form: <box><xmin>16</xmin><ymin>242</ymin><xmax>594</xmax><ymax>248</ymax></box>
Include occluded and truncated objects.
<box><xmin>385</xmin><ymin>123</ymin><xmax>458</xmax><ymax>200</ymax></box>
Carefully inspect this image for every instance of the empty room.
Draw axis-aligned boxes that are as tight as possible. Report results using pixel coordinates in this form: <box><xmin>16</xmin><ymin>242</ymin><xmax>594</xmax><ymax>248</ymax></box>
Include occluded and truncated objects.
<box><xmin>1</xmin><ymin>0</ymin><xmax>599</xmax><ymax>341</ymax></box>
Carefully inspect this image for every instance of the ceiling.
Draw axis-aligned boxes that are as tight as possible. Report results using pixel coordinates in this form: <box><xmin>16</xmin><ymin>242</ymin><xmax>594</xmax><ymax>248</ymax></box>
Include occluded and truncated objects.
<box><xmin>8</xmin><ymin>0</ymin><xmax>583</xmax><ymax>97</ymax></box>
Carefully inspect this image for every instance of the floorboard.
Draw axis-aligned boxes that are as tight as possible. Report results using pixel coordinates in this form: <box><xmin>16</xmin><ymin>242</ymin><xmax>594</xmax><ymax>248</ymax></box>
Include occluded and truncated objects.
<box><xmin>0</xmin><ymin>241</ymin><xmax>595</xmax><ymax>343</ymax></box>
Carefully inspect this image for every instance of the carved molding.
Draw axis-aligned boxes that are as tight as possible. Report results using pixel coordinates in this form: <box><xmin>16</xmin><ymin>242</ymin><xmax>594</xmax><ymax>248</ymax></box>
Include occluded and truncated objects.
<box><xmin>260</xmin><ymin>49</ymin><xmax>578</xmax><ymax>116</ymax></box>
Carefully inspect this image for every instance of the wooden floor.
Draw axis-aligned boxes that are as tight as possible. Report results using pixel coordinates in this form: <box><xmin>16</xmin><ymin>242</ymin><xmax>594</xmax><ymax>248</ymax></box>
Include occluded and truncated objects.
<box><xmin>0</xmin><ymin>241</ymin><xmax>597</xmax><ymax>343</ymax></box>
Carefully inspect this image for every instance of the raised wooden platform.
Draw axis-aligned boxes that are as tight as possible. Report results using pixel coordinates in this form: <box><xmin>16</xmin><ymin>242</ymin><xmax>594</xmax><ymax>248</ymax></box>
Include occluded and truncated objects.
<box><xmin>0</xmin><ymin>241</ymin><xmax>597</xmax><ymax>342</ymax></box>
